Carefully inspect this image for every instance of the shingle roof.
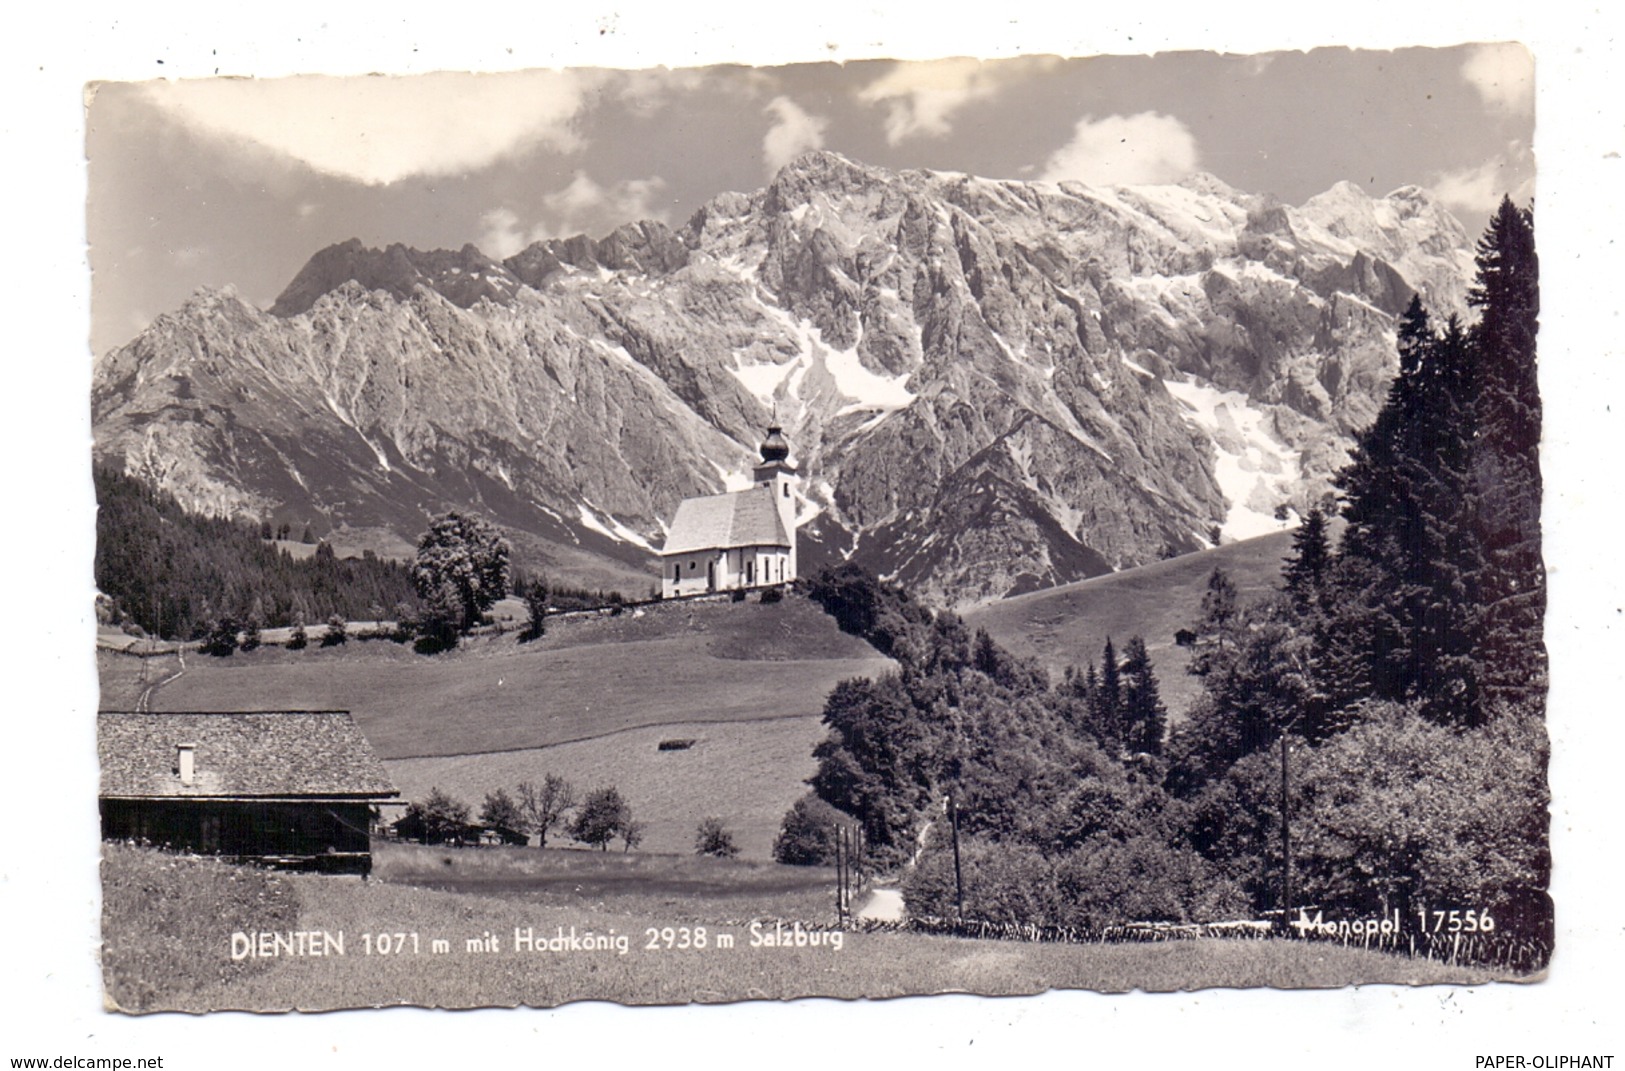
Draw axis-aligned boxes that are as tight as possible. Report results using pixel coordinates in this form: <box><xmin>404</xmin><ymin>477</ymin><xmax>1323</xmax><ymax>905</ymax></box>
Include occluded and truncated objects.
<box><xmin>661</xmin><ymin>484</ymin><xmax>790</xmax><ymax>556</ymax></box>
<box><xmin>98</xmin><ymin>711</ymin><xmax>399</xmax><ymax>800</ymax></box>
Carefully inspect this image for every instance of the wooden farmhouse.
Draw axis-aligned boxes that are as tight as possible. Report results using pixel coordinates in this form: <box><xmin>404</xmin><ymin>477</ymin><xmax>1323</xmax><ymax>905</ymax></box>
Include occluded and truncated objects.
<box><xmin>98</xmin><ymin>710</ymin><xmax>398</xmax><ymax>875</ymax></box>
<box><xmin>660</xmin><ymin>425</ymin><xmax>800</xmax><ymax>598</ymax></box>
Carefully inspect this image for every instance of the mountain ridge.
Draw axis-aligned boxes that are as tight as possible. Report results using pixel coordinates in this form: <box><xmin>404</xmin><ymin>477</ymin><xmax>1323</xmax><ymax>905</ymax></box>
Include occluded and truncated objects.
<box><xmin>92</xmin><ymin>152</ymin><xmax>1476</xmax><ymax>607</ymax></box>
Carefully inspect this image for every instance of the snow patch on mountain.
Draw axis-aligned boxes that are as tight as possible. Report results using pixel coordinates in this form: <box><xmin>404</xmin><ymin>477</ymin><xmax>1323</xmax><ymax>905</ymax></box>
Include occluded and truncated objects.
<box><xmin>711</xmin><ymin>461</ymin><xmax>755</xmax><ymax>493</ymax></box>
<box><xmin>577</xmin><ymin>502</ymin><xmax>656</xmax><ymax>552</ymax></box>
<box><xmin>754</xmin><ymin>299</ymin><xmax>916</xmax><ymax>416</ymax></box>
<box><xmin>729</xmin><ymin>353</ymin><xmax>802</xmax><ymax>406</ymax></box>
<box><xmin>1163</xmin><ymin>375</ymin><xmax>1300</xmax><ymax>543</ymax></box>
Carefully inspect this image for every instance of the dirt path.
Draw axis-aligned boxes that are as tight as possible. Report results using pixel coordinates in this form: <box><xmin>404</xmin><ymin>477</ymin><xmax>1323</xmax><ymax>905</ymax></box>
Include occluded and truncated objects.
<box><xmin>136</xmin><ymin>647</ymin><xmax>186</xmax><ymax>712</ymax></box>
<box><xmin>857</xmin><ymin>887</ymin><xmax>904</xmax><ymax>921</ymax></box>
<box><xmin>855</xmin><ymin>816</ymin><xmax>937</xmax><ymax>921</ymax></box>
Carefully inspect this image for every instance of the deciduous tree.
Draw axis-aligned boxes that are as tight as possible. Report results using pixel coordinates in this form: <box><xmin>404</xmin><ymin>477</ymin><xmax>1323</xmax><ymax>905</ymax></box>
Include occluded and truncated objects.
<box><xmin>517</xmin><ymin>775</ymin><xmax>576</xmax><ymax>849</ymax></box>
<box><xmin>570</xmin><ymin>787</ymin><xmax>629</xmax><ymax>851</ymax></box>
<box><xmin>412</xmin><ymin>511</ymin><xmax>511</xmax><ymax>633</ymax></box>
<box><xmin>479</xmin><ymin>788</ymin><xmax>527</xmax><ymax>844</ymax></box>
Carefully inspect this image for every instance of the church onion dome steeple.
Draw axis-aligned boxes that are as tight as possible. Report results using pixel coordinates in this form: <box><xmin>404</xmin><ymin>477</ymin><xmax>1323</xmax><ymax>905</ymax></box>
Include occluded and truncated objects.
<box><xmin>760</xmin><ymin>425</ymin><xmax>791</xmax><ymax>464</ymax></box>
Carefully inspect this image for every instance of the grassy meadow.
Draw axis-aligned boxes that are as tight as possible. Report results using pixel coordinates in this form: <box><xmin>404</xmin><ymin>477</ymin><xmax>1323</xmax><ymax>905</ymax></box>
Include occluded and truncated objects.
<box><xmin>963</xmin><ymin>530</ymin><xmax>1297</xmax><ymax>718</ymax></box>
<box><xmin>386</xmin><ymin>714</ymin><xmax>830</xmax><ymax>858</ymax></box>
<box><xmin>372</xmin><ymin>841</ymin><xmax>840</xmax><ymax>921</ymax></box>
<box><xmin>98</xmin><ymin>593</ymin><xmax>893</xmax><ymax>858</ymax></box>
<box><xmin>101</xmin><ymin>844</ymin><xmax>1500</xmax><ymax>1013</ymax></box>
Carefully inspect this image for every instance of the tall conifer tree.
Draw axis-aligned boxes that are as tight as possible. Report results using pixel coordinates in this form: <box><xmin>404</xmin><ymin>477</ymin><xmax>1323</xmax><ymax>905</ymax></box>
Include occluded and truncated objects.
<box><xmin>1119</xmin><ymin>635</ymin><xmax>1168</xmax><ymax>756</ymax></box>
<box><xmin>1468</xmin><ymin>198</ymin><xmax>1543</xmax><ymax>709</ymax></box>
<box><xmin>1331</xmin><ymin>300</ymin><xmax>1485</xmax><ymax>725</ymax></box>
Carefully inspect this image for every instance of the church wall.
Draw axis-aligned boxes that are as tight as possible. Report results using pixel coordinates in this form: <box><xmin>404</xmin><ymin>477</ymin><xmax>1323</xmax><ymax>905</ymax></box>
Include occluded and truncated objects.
<box><xmin>660</xmin><ymin>545</ymin><xmax>792</xmax><ymax>599</ymax></box>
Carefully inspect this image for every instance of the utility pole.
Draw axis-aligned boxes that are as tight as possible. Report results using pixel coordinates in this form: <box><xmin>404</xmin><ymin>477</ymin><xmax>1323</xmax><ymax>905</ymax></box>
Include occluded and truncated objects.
<box><xmin>1280</xmin><ymin>730</ymin><xmax>1293</xmax><ymax>936</ymax></box>
<box><xmin>834</xmin><ymin>823</ymin><xmax>847</xmax><ymax>923</ymax></box>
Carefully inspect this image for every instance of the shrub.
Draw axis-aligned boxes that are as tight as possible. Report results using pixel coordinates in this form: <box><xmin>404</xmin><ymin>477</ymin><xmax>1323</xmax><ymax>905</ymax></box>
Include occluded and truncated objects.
<box><xmin>286</xmin><ymin>620</ymin><xmax>308</xmax><ymax>651</ymax></box>
<box><xmin>902</xmin><ymin>833</ymin><xmax>1059</xmax><ymax>924</ymax></box>
<box><xmin>391</xmin><ymin>601</ymin><xmax>417</xmax><ymax>644</ymax></box>
<box><xmin>1051</xmin><ymin>833</ymin><xmax>1246</xmax><ymax>930</ymax></box>
<box><xmin>773</xmin><ymin>793</ymin><xmax>856</xmax><ymax>866</ymax></box>
<box><xmin>201</xmin><ymin>616</ymin><xmax>239</xmax><ymax>657</ymax></box>
<box><xmin>519</xmin><ymin>586</ymin><xmax>547</xmax><ymax>642</ymax></box>
<box><xmin>1286</xmin><ymin>703</ymin><xmax>1550</xmax><ymax>922</ymax></box>
<box><xmin>321</xmin><ymin>613</ymin><xmax>348</xmax><ymax>647</ymax></box>
<box><xmin>695</xmin><ymin>817</ymin><xmax>739</xmax><ymax>858</ymax></box>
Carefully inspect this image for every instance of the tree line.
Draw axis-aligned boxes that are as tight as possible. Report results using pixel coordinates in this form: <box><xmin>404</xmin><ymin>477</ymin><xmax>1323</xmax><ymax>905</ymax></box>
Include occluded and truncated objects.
<box><xmin>94</xmin><ymin>466</ymin><xmax>419</xmax><ymax>641</ymax></box>
<box><xmin>95</xmin><ymin>468</ymin><xmax>639</xmax><ymax>655</ymax></box>
<box><xmin>395</xmin><ymin>777</ymin><xmax>739</xmax><ymax>858</ymax></box>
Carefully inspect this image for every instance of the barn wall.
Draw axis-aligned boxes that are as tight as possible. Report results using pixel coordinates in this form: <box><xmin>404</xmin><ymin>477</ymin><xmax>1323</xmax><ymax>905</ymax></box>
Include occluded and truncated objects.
<box><xmin>100</xmin><ymin>799</ymin><xmax>375</xmax><ymax>874</ymax></box>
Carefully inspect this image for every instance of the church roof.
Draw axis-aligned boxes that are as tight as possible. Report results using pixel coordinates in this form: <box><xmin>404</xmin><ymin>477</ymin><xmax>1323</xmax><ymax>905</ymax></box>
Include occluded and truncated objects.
<box><xmin>661</xmin><ymin>484</ymin><xmax>790</xmax><ymax>556</ymax></box>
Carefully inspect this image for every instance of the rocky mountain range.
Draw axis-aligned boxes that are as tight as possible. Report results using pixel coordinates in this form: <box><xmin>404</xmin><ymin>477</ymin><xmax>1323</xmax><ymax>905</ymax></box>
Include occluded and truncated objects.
<box><xmin>92</xmin><ymin>151</ymin><xmax>1476</xmax><ymax>606</ymax></box>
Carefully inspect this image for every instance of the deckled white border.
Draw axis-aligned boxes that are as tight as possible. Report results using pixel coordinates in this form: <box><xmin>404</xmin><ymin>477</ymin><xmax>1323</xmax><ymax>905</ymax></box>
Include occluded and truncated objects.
<box><xmin>6</xmin><ymin>3</ymin><xmax>1620</xmax><ymax>1068</ymax></box>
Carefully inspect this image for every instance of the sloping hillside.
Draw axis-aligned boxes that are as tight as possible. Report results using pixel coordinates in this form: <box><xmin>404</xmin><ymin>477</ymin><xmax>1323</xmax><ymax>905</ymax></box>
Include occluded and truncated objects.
<box><xmin>120</xmin><ymin>592</ymin><xmax>893</xmax><ymax>857</ymax></box>
<box><xmin>962</xmin><ymin>531</ymin><xmax>1296</xmax><ymax>717</ymax></box>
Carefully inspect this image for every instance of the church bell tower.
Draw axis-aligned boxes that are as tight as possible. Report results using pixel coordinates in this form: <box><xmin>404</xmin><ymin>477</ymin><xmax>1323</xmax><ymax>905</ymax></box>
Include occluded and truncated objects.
<box><xmin>752</xmin><ymin>424</ymin><xmax>799</xmax><ymax>579</ymax></box>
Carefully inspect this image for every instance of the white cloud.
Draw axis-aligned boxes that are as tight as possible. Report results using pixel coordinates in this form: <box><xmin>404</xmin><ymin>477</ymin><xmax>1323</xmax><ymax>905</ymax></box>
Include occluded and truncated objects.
<box><xmin>139</xmin><ymin>70</ymin><xmax>594</xmax><ymax>186</ymax></box>
<box><xmin>1038</xmin><ymin>112</ymin><xmax>1201</xmax><ymax>187</ymax></box>
<box><xmin>478</xmin><ymin>172</ymin><xmax>673</xmax><ymax>259</ymax></box>
<box><xmin>1461</xmin><ymin>43</ymin><xmax>1534</xmax><ymax>116</ymax></box>
<box><xmin>477</xmin><ymin>208</ymin><xmax>529</xmax><ymax>261</ymax></box>
<box><xmin>541</xmin><ymin>172</ymin><xmax>670</xmax><ymax>236</ymax></box>
<box><xmin>1429</xmin><ymin>142</ymin><xmax>1537</xmax><ymax>218</ymax></box>
<box><xmin>762</xmin><ymin>96</ymin><xmax>829</xmax><ymax>174</ymax></box>
<box><xmin>857</xmin><ymin>56</ymin><xmax>1052</xmax><ymax>145</ymax></box>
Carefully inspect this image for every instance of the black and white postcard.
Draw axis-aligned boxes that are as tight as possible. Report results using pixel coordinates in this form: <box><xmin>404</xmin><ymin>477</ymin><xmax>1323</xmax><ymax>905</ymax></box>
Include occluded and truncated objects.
<box><xmin>10</xmin><ymin>6</ymin><xmax>1623</xmax><ymax>1069</ymax></box>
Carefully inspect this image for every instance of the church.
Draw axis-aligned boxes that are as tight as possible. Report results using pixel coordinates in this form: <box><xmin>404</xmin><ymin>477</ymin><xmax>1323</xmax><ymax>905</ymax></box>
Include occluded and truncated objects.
<box><xmin>660</xmin><ymin>425</ymin><xmax>799</xmax><ymax>599</ymax></box>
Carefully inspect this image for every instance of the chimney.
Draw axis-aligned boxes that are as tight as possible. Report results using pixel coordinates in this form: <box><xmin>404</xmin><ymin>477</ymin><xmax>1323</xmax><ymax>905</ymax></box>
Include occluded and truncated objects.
<box><xmin>176</xmin><ymin>743</ymin><xmax>196</xmax><ymax>786</ymax></box>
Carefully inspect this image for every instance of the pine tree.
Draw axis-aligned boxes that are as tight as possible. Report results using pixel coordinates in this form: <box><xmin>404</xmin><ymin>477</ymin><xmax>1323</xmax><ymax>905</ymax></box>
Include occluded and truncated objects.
<box><xmin>478</xmin><ymin>788</ymin><xmax>526</xmax><ymax>843</ymax></box>
<box><xmin>1086</xmin><ymin>637</ymin><xmax>1123</xmax><ymax>752</ymax></box>
<box><xmin>1190</xmin><ymin>568</ymin><xmax>1239</xmax><ymax>676</ymax></box>
<box><xmin>1119</xmin><ymin>635</ymin><xmax>1168</xmax><ymax>755</ymax></box>
<box><xmin>1330</xmin><ymin>297</ymin><xmax>1486</xmax><ymax>726</ymax></box>
<box><xmin>1468</xmin><ymin>198</ymin><xmax>1543</xmax><ymax>710</ymax></box>
<box><xmin>1282</xmin><ymin>508</ymin><xmax>1333</xmax><ymax>614</ymax></box>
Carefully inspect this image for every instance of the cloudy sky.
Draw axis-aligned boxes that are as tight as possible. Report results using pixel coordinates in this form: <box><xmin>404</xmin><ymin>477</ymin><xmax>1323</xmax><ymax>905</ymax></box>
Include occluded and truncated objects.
<box><xmin>86</xmin><ymin>44</ymin><xmax>1534</xmax><ymax>355</ymax></box>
